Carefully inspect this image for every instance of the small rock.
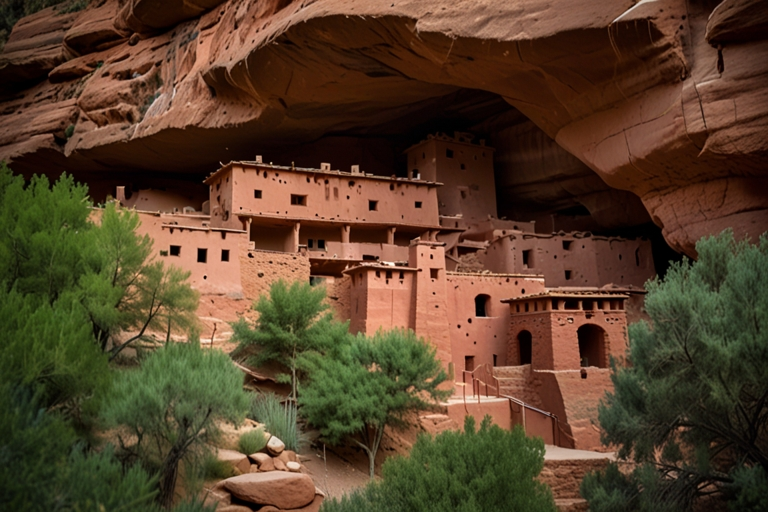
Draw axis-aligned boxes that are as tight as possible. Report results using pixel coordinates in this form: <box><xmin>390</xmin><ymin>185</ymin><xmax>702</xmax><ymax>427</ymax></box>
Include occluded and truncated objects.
<box><xmin>286</xmin><ymin>461</ymin><xmax>301</xmax><ymax>472</ymax></box>
<box><xmin>250</xmin><ymin>452</ymin><xmax>274</xmax><ymax>471</ymax></box>
<box><xmin>267</xmin><ymin>436</ymin><xmax>285</xmax><ymax>455</ymax></box>
<box><xmin>249</xmin><ymin>464</ymin><xmax>260</xmax><ymax>473</ymax></box>
<box><xmin>202</xmin><ymin>488</ymin><xmax>231</xmax><ymax>507</ymax></box>
<box><xmin>216</xmin><ymin>448</ymin><xmax>251</xmax><ymax>475</ymax></box>
<box><xmin>273</xmin><ymin>458</ymin><xmax>288</xmax><ymax>471</ymax></box>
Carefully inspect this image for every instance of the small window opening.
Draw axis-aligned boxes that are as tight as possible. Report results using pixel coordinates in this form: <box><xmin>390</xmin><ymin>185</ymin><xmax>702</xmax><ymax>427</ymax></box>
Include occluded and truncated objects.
<box><xmin>522</xmin><ymin>250</ymin><xmax>532</xmax><ymax>268</ymax></box>
<box><xmin>446</xmin><ymin>149</ymin><xmax>454</xmax><ymax>158</ymax></box>
<box><xmin>197</xmin><ymin>248</ymin><xmax>207</xmax><ymax>263</ymax></box>
<box><xmin>475</xmin><ymin>294</ymin><xmax>490</xmax><ymax>317</ymax></box>
<box><xmin>551</xmin><ymin>299</ymin><xmax>559</xmax><ymax>310</ymax></box>
<box><xmin>386</xmin><ymin>270</ymin><xmax>393</xmax><ymax>280</ymax></box>
<box><xmin>221</xmin><ymin>249</ymin><xmax>230</xmax><ymax>262</ymax></box>
<box><xmin>430</xmin><ymin>268</ymin><xmax>439</xmax><ymax>279</ymax></box>
<box><xmin>635</xmin><ymin>248</ymin><xmax>641</xmax><ymax>266</ymax></box>
<box><xmin>317</xmin><ymin>239</ymin><xmax>326</xmax><ymax>250</ymax></box>
<box><xmin>170</xmin><ymin>245</ymin><xmax>181</xmax><ymax>256</ymax></box>
<box><xmin>307</xmin><ymin>239</ymin><xmax>314</xmax><ymax>249</ymax></box>
<box><xmin>376</xmin><ymin>271</ymin><xmax>381</xmax><ymax>278</ymax></box>
<box><xmin>464</xmin><ymin>356</ymin><xmax>475</xmax><ymax>372</ymax></box>
<box><xmin>368</xmin><ymin>200</ymin><xmax>378</xmax><ymax>211</ymax></box>
<box><xmin>291</xmin><ymin>194</ymin><xmax>307</xmax><ymax>206</ymax></box>
<box><xmin>565</xmin><ymin>270</ymin><xmax>572</xmax><ymax>280</ymax></box>
<box><xmin>562</xmin><ymin>240</ymin><xmax>572</xmax><ymax>250</ymax></box>
<box><xmin>362</xmin><ymin>254</ymin><xmax>376</xmax><ymax>261</ymax></box>
<box><xmin>460</xmin><ymin>163</ymin><xmax>466</xmax><ymax>170</ymax></box>
<box><xmin>415</xmin><ymin>201</ymin><xmax>422</xmax><ymax>208</ymax></box>
<box><xmin>254</xmin><ymin>189</ymin><xmax>262</xmax><ymax>198</ymax></box>
<box><xmin>399</xmin><ymin>271</ymin><xmax>404</xmax><ymax>279</ymax></box>
<box><xmin>493</xmin><ymin>354</ymin><xmax>498</xmax><ymax>366</ymax></box>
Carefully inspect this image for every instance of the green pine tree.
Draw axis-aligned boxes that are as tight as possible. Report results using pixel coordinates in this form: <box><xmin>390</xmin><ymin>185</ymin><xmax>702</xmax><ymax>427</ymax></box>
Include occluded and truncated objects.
<box><xmin>301</xmin><ymin>328</ymin><xmax>450</xmax><ymax>479</ymax></box>
<box><xmin>583</xmin><ymin>230</ymin><xmax>768</xmax><ymax>511</ymax></box>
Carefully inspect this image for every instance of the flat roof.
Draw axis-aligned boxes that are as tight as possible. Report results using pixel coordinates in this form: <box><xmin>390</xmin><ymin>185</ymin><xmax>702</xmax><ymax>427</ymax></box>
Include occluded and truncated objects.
<box><xmin>204</xmin><ymin>161</ymin><xmax>443</xmax><ymax>187</ymax></box>
<box><xmin>343</xmin><ymin>263</ymin><xmax>418</xmax><ymax>274</ymax></box>
<box><xmin>501</xmin><ymin>289</ymin><xmax>630</xmax><ymax>303</ymax></box>
<box><xmin>404</xmin><ymin>133</ymin><xmax>496</xmax><ymax>154</ymax></box>
<box><xmin>447</xmin><ymin>271</ymin><xmax>546</xmax><ymax>280</ymax></box>
<box><xmin>242</xmin><ymin>213</ymin><xmax>449</xmax><ymax>232</ymax></box>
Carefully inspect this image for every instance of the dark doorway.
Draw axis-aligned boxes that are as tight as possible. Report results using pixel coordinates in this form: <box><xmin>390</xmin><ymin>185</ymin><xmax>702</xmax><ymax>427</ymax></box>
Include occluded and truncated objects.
<box><xmin>518</xmin><ymin>330</ymin><xmax>532</xmax><ymax>365</ymax></box>
<box><xmin>465</xmin><ymin>356</ymin><xmax>475</xmax><ymax>373</ymax></box>
<box><xmin>578</xmin><ymin>324</ymin><xmax>606</xmax><ymax>368</ymax></box>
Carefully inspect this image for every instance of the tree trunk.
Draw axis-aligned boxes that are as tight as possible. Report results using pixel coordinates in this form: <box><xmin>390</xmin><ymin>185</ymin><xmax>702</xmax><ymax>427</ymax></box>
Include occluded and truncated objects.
<box><xmin>158</xmin><ymin>444</ymin><xmax>184</xmax><ymax>509</ymax></box>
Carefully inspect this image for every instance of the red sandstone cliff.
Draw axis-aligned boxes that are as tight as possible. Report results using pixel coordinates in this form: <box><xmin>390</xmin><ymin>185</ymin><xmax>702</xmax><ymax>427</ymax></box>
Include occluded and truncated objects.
<box><xmin>0</xmin><ymin>0</ymin><xmax>766</xmax><ymax>255</ymax></box>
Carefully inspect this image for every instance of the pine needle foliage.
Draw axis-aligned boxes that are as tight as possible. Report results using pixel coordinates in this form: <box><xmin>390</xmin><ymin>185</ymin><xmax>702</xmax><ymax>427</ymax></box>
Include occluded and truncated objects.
<box><xmin>102</xmin><ymin>343</ymin><xmax>250</xmax><ymax>508</ymax></box>
<box><xmin>232</xmin><ymin>279</ymin><xmax>350</xmax><ymax>402</ymax></box>
<box><xmin>321</xmin><ymin>415</ymin><xmax>556</xmax><ymax>512</ymax></box>
<box><xmin>301</xmin><ymin>329</ymin><xmax>450</xmax><ymax>478</ymax></box>
<box><xmin>584</xmin><ymin>230</ymin><xmax>768</xmax><ymax>510</ymax></box>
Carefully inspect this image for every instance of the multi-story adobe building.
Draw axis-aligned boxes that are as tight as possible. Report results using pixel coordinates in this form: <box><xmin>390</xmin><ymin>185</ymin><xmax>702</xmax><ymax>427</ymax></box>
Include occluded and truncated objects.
<box><xmin>110</xmin><ymin>133</ymin><xmax>655</xmax><ymax>451</ymax></box>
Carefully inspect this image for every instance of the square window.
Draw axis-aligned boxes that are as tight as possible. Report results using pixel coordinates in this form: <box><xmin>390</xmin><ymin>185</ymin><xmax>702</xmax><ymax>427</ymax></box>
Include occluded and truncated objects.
<box><xmin>562</xmin><ymin>240</ymin><xmax>572</xmax><ymax>250</ymax></box>
<box><xmin>369</xmin><ymin>200</ymin><xmax>378</xmax><ymax>211</ymax></box>
<box><xmin>197</xmin><ymin>248</ymin><xmax>207</xmax><ymax>263</ymax></box>
<box><xmin>290</xmin><ymin>194</ymin><xmax>307</xmax><ymax>206</ymax></box>
<box><xmin>221</xmin><ymin>249</ymin><xmax>230</xmax><ymax>262</ymax></box>
<box><xmin>415</xmin><ymin>201</ymin><xmax>422</xmax><ymax>208</ymax></box>
<box><xmin>430</xmin><ymin>268</ymin><xmax>439</xmax><ymax>279</ymax></box>
<box><xmin>318</xmin><ymin>239</ymin><xmax>326</xmax><ymax>250</ymax></box>
<box><xmin>254</xmin><ymin>189</ymin><xmax>262</xmax><ymax>199</ymax></box>
<box><xmin>446</xmin><ymin>149</ymin><xmax>454</xmax><ymax>158</ymax></box>
<box><xmin>170</xmin><ymin>245</ymin><xmax>181</xmax><ymax>256</ymax></box>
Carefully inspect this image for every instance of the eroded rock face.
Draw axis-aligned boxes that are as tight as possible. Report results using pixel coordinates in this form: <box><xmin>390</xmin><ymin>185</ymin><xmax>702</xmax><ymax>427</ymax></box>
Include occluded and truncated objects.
<box><xmin>0</xmin><ymin>0</ymin><xmax>765</xmax><ymax>255</ymax></box>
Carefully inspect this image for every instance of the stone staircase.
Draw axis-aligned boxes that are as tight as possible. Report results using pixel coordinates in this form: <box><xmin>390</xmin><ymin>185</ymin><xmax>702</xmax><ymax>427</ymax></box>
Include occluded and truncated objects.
<box><xmin>493</xmin><ymin>365</ymin><xmax>543</xmax><ymax>408</ymax></box>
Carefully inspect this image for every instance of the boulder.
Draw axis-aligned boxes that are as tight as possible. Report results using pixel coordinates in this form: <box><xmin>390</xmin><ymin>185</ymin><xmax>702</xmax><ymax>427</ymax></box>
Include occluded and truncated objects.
<box><xmin>223</xmin><ymin>472</ymin><xmax>316</xmax><ymax>510</ymax></box>
<box><xmin>217</xmin><ymin>506</ymin><xmax>253</xmax><ymax>512</ymax></box>
<box><xmin>259</xmin><ymin>488</ymin><xmax>325</xmax><ymax>512</ymax></box>
<box><xmin>216</xmin><ymin>448</ymin><xmax>251</xmax><ymax>475</ymax></box>
<box><xmin>249</xmin><ymin>452</ymin><xmax>274</xmax><ymax>471</ymax></box>
<box><xmin>266</xmin><ymin>436</ymin><xmax>285</xmax><ymax>455</ymax></box>
<box><xmin>286</xmin><ymin>461</ymin><xmax>301</xmax><ymax>473</ymax></box>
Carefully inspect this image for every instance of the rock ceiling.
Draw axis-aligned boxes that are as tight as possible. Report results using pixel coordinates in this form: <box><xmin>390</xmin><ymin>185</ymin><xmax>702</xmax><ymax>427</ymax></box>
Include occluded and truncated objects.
<box><xmin>0</xmin><ymin>0</ymin><xmax>766</xmax><ymax>255</ymax></box>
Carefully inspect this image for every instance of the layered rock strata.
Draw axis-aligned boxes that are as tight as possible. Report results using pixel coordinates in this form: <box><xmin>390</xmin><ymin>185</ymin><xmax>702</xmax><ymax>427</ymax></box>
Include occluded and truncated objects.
<box><xmin>0</xmin><ymin>0</ymin><xmax>766</xmax><ymax>255</ymax></box>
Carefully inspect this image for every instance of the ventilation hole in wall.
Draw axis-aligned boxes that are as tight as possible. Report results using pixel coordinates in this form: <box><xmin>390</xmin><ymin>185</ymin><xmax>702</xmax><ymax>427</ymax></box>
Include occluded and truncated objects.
<box><xmin>457</xmin><ymin>325</ymin><xmax>461</xmax><ymax>329</ymax></box>
<box><xmin>467</xmin><ymin>318</ymin><xmax>472</xmax><ymax>324</ymax></box>
<box><xmin>203</xmin><ymin>275</ymin><xmax>207</xmax><ymax>280</ymax></box>
<box><xmin>521</xmin><ymin>289</ymin><xmax>525</xmax><ymax>294</ymax></box>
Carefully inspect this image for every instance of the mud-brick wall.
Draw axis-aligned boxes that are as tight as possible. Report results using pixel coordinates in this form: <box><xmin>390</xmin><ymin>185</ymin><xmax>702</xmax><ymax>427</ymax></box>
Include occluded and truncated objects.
<box><xmin>539</xmin><ymin>458</ymin><xmax>612</xmax><ymax>504</ymax></box>
<box><xmin>239</xmin><ymin>249</ymin><xmax>311</xmax><ymax>303</ymax></box>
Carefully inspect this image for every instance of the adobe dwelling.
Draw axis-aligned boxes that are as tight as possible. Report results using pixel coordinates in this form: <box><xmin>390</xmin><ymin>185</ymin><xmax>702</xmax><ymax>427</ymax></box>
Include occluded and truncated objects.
<box><xmin>113</xmin><ymin>132</ymin><xmax>656</xmax><ymax>450</ymax></box>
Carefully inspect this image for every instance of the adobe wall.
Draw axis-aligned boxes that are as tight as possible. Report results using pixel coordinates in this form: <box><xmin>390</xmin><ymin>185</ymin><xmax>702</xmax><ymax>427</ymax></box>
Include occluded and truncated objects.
<box><xmin>484</xmin><ymin>234</ymin><xmax>655</xmax><ymax>288</ymax></box>
<box><xmin>131</xmin><ymin>210</ymin><xmax>247</xmax><ymax>296</ymax></box>
<box><xmin>406</xmin><ymin>137</ymin><xmax>496</xmax><ymax>223</ymax></box>
<box><xmin>117</xmin><ymin>187</ymin><xmax>204</xmax><ymax>213</ymax></box>
<box><xmin>537</xmin><ymin>370</ymin><xmax>615</xmax><ymax>451</ymax></box>
<box><xmin>509</xmin><ymin>309</ymin><xmax>628</xmax><ymax>371</ymax></box>
<box><xmin>446</xmin><ymin>273</ymin><xmax>546</xmax><ymax>372</ymax></box>
<box><xmin>410</xmin><ymin>243</ymin><xmax>452</xmax><ymax>372</ymax></box>
<box><xmin>325</xmin><ymin>274</ymin><xmax>352</xmax><ymax>323</ymax></box>
<box><xmin>539</xmin><ymin>458</ymin><xmax>612</xmax><ymax>502</ymax></box>
<box><xmin>239</xmin><ymin>248</ymin><xmax>311</xmax><ymax>303</ymax></box>
<box><xmin>208</xmin><ymin>164</ymin><xmax>440</xmax><ymax>231</ymax></box>
<box><xmin>443</xmin><ymin>399</ymin><xmax>512</xmax><ymax>431</ymax></box>
<box><xmin>347</xmin><ymin>267</ymin><xmax>416</xmax><ymax>335</ymax></box>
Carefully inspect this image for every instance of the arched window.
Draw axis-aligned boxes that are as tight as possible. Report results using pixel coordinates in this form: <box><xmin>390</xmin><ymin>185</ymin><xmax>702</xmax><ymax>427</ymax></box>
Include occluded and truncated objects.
<box><xmin>517</xmin><ymin>330</ymin><xmax>532</xmax><ymax>365</ymax></box>
<box><xmin>475</xmin><ymin>294</ymin><xmax>491</xmax><ymax>317</ymax></box>
<box><xmin>578</xmin><ymin>324</ymin><xmax>607</xmax><ymax>368</ymax></box>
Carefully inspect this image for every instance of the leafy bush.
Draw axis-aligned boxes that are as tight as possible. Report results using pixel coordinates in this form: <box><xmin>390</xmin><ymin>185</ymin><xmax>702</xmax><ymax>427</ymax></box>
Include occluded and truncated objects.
<box><xmin>249</xmin><ymin>393</ymin><xmax>305</xmax><ymax>452</ymax></box>
<box><xmin>321</xmin><ymin>415</ymin><xmax>556</xmax><ymax>512</ymax></box>
<box><xmin>238</xmin><ymin>427</ymin><xmax>268</xmax><ymax>455</ymax></box>
<box><xmin>103</xmin><ymin>342</ymin><xmax>250</xmax><ymax>507</ymax></box>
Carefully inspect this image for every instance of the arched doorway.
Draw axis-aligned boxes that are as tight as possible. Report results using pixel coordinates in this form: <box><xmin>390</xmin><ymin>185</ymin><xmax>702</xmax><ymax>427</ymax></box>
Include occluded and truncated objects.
<box><xmin>475</xmin><ymin>294</ymin><xmax>490</xmax><ymax>317</ymax></box>
<box><xmin>517</xmin><ymin>330</ymin><xmax>532</xmax><ymax>365</ymax></box>
<box><xmin>578</xmin><ymin>324</ymin><xmax>606</xmax><ymax>368</ymax></box>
